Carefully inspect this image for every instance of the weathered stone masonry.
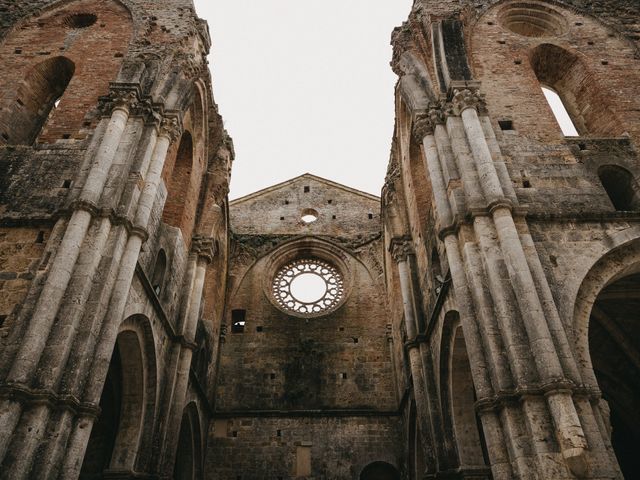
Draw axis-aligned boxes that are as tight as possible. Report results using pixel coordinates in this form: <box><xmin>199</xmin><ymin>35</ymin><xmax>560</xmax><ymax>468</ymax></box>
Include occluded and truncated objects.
<box><xmin>1</xmin><ymin>0</ymin><xmax>640</xmax><ymax>479</ymax></box>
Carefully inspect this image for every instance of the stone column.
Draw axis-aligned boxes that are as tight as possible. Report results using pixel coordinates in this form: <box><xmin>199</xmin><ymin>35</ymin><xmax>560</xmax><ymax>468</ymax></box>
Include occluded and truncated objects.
<box><xmin>58</xmin><ymin>116</ymin><xmax>181</xmax><ymax>480</ymax></box>
<box><xmin>159</xmin><ymin>239</ymin><xmax>212</xmax><ymax>478</ymax></box>
<box><xmin>415</xmin><ymin>112</ymin><xmax>515</xmax><ymax>479</ymax></box>
<box><xmin>4</xmin><ymin>90</ymin><xmax>138</xmax><ymax>386</ymax></box>
<box><xmin>452</xmin><ymin>88</ymin><xmax>588</xmax><ymax>475</ymax></box>
<box><xmin>0</xmin><ymin>90</ymin><xmax>139</xmax><ymax>474</ymax></box>
<box><xmin>390</xmin><ymin>237</ymin><xmax>437</xmax><ymax>474</ymax></box>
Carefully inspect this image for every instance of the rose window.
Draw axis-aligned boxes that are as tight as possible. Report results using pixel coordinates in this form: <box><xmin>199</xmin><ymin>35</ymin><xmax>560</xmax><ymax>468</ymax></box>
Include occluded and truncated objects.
<box><xmin>272</xmin><ymin>258</ymin><xmax>345</xmax><ymax>316</ymax></box>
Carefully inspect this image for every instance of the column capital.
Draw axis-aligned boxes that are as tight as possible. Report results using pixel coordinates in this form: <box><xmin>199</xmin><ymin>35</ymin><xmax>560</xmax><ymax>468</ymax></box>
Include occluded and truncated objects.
<box><xmin>98</xmin><ymin>87</ymin><xmax>140</xmax><ymax>117</ymax></box>
<box><xmin>451</xmin><ymin>88</ymin><xmax>486</xmax><ymax>116</ymax></box>
<box><xmin>389</xmin><ymin>236</ymin><xmax>414</xmax><ymax>263</ymax></box>
<box><xmin>411</xmin><ymin>113</ymin><xmax>435</xmax><ymax>143</ymax></box>
<box><xmin>191</xmin><ymin>235</ymin><xmax>217</xmax><ymax>263</ymax></box>
<box><xmin>159</xmin><ymin>115</ymin><xmax>183</xmax><ymax>142</ymax></box>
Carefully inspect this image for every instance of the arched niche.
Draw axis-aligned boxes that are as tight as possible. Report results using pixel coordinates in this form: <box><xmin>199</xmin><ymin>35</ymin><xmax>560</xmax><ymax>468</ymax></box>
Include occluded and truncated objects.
<box><xmin>597</xmin><ymin>164</ymin><xmax>640</xmax><ymax>211</ymax></box>
<box><xmin>80</xmin><ymin>315</ymin><xmax>157</xmax><ymax>477</ymax></box>
<box><xmin>359</xmin><ymin>461</ymin><xmax>401</xmax><ymax>480</ymax></box>
<box><xmin>173</xmin><ymin>402</ymin><xmax>203</xmax><ymax>480</ymax></box>
<box><xmin>0</xmin><ymin>0</ymin><xmax>133</xmax><ymax>144</ymax></box>
<box><xmin>439</xmin><ymin>311</ymin><xmax>489</xmax><ymax>471</ymax></box>
<box><xmin>160</xmin><ymin>83</ymin><xmax>208</xmax><ymax>246</ymax></box>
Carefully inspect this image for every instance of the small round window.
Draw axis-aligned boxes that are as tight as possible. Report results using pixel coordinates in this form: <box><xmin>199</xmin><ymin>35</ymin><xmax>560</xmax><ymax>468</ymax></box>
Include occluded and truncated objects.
<box><xmin>272</xmin><ymin>258</ymin><xmax>345</xmax><ymax>316</ymax></box>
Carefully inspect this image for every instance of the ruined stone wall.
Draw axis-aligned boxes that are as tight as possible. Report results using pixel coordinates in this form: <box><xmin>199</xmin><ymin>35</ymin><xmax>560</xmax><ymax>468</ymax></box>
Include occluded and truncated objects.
<box><xmin>206</xmin><ymin>416</ymin><xmax>403</xmax><ymax>479</ymax></box>
<box><xmin>206</xmin><ymin>175</ymin><xmax>402</xmax><ymax>478</ymax></box>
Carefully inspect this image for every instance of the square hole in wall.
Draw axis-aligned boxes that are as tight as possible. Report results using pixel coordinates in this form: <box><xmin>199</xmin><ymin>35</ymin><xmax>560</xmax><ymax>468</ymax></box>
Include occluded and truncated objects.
<box><xmin>256</xmin><ymin>326</ymin><xmax>263</xmax><ymax>332</ymax></box>
<box><xmin>280</xmin><ymin>216</ymin><xmax>285</xmax><ymax>221</ymax></box>
<box><xmin>514</xmin><ymin>59</ymin><xmax>522</xmax><ymax>65</ymax></box>
<box><xmin>232</xmin><ymin>431</ymin><xmax>238</xmax><ymax>438</ymax></box>
<box><xmin>35</xmin><ymin>231</ymin><xmax>45</xmax><ymax>243</ymax></box>
<box><xmin>62</xmin><ymin>134</ymin><xmax>71</xmax><ymax>139</ymax></box>
<box><xmin>303</xmin><ymin>186</ymin><xmax>310</xmax><ymax>193</ymax></box>
<box><xmin>62</xmin><ymin>179</ymin><xmax>72</xmax><ymax>188</ymax></box>
<box><xmin>327</xmin><ymin>199</ymin><xmax>332</xmax><ymax>204</ymax></box>
<box><xmin>270</xmin><ymin>373</ymin><xmax>276</xmax><ymax>380</ymax></box>
<box><xmin>332</xmin><ymin>215</ymin><xmax>336</xmax><ymax>220</ymax></box>
<box><xmin>498</xmin><ymin>120</ymin><xmax>514</xmax><ymax>131</ymax></box>
<box><xmin>368</xmin><ymin>213</ymin><xmax>373</xmax><ymax>219</ymax></box>
<box><xmin>277</xmin><ymin>429</ymin><xmax>282</xmax><ymax>437</ymax></box>
<box><xmin>340</xmin><ymin>372</ymin><xmax>347</xmax><ymax>379</ymax></box>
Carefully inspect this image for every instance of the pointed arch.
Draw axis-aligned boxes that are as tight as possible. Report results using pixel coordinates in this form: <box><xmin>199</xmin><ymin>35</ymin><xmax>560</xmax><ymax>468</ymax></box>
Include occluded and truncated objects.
<box><xmin>80</xmin><ymin>315</ymin><xmax>157</xmax><ymax>476</ymax></box>
<box><xmin>0</xmin><ymin>0</ymin><xmax>133</xmax><ymax>144</ymax></box>
<box><xmin>530</xmin><ymin>43</ymin><xmax>621</xmax><ymax>137</ymax></box>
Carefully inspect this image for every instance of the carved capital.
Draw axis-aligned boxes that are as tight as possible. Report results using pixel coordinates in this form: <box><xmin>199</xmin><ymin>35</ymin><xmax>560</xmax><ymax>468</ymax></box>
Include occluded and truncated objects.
<box><xmin>428</xmin><ymin>101</ymin><xmax>447</xmax><ymax>125</ymax></box>
<box><xmin>98</xmin><ymin>88</ymin><xmax>139</xmax><ymax>117</ymax></box>
<box><xmin>390</xmin><ymin>237</ymin><xmax>414</xmax><ymax>263</ymax></box>
<box><xmin>412</xmin><ymin>114</ymin><xmax>435</xmax><ymax>143</ymax></box>
<box><xmin>451</xmin><ymin>88</ymin><xmax>486</xmax><ymax>116</ymax></box>
<box><xmin>191</xmin><ymin>235</ymin><xmax>217</xmax><ymax>262</ymax></box>
<box><xmin>159</xmin><ymin>116</ymin><xmax>183</xmax><ymax>142</ymax></box>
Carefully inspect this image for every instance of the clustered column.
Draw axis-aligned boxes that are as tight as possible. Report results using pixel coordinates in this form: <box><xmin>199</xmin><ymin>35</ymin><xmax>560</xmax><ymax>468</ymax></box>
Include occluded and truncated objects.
<box><xmin>411</xmin><ymin>87</ymin><xmax>592</xmax><ymax>478</ymax></box>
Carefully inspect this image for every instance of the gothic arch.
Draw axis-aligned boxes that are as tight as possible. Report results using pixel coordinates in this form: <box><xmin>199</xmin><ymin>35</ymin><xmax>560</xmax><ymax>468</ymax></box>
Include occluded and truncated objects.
<box><xmin>439</xmin><ymin>311</ymin><xmax>489</xmax><ymax>470</ymax></box>
<box><xmin>0</xmin><ymin>0</ymin><xmax>134</xmax><ymax>144</ymax></box>
<box><xmin>80</xmin><ymin>315</ymin><xmax>158</xmax><ymax>476</ymax></box>
<box><xmin>529</xmin><ymin>43</ymin><xmax>621</xmax><ymax>136</ymax></box>
<box><xmin>572</xmin><ymin>238</ymin><xmax>640</xmax><ymax>477</ymax></box>
<box><xmin>161</xmin><ymin>82</ymin><xmax>209</xmax><ymax>246</ymax></box>
<box><xmin>173</xmin><ymin>402</ymin><xmax>204</xmax><ymax>480</ymax></box>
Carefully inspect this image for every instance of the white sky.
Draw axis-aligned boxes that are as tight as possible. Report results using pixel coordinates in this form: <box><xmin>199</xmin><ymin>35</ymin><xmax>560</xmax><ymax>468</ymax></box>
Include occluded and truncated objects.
<box><xmin>193</xmin><ymin>0</ymin><xmax>413</xmax><ymax>199</ymax></box>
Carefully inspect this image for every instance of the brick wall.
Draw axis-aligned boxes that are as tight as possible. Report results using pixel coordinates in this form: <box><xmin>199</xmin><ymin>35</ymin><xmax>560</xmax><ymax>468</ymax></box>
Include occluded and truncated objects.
<box><xmin>0</xmin><ymin>0</ymin><xmax>132</xmax><ymax>145</ymax></box>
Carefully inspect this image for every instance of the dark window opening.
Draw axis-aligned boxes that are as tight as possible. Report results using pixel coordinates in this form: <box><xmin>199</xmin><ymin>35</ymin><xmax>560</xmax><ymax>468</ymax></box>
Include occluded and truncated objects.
<box><xmin>277</xmin><ymin>430</ymin><xmax>282</xmax><ymax>437</ymax></box>
<box><xmin>256</xmin><ymin>326</ymin><xmax>263</xmax><ymax>332</ymax></box>
<box><xmin>0</xmin><ymin>315</ymin><xmax>7</xmax><ymax>328</ymax></box>
<box><xmin>35</xmin><ymin>231</ymin><xmax>45</xmax><ymax>244</ymax></box>
<box><xmin>231</xmin><ymin>309</ymin><xmax>246</xmax><ymax>333</ymax></box>
<box><xmin>303</xmin><ymin>186</ymin><xmax>310</xmax><ymax>193</ymax></box>
<box><xmin>270</xmin><ymin>373</ymin><xmax>276</xmax><ymax>380</ymax></box>
<box><xmin>598</xmin><ymin>165</ymin><xmax>638</xmax><ymax>211</ymax></box>
<box><xmin>62</xmin><ymin>179</ymin><xmax>72</xmax><ymax>188</ymax></box>
<box><xmin>151</xmin><ymin>249</ymin><xmax>167</xmax><ymax>296</ymax></box>
<box><xmin>368</xmin><ymin>213</ymin><xmax>374</xmax><ymax>219</ymax></box>
<box><xmin>498</xmin><ymin>120</ymin><xmax>514</xmax><ymax>131</ymax></box>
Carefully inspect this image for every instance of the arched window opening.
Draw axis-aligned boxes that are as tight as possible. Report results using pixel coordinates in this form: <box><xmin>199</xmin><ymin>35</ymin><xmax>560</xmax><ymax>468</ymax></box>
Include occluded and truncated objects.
<box><xmin>80</xmin><ymin>346</ymin><xmax>122</xmax><ymax>478</ymax></box>
<box><xmin>450</xmin><ymin>326</ymin><xmax>489</xmax><ymax>468</ymax></box>
<box><xmin>441</xmin><ymin>314</ymin><xmax>490</xmax><ymax>471</ymax></box>
<box><xmin>360</xmin><ymin>461</ymin><xmax>401</xmax><ymax>480</ymax></box>
<box><xmin>530</xmin><ymin>44</ymin><xmax>620</xmax><ymax>137</ymax></box>
<box><xmin>598</xmin><ymin>165</ymin><xmax>639</xmax><ymax>211</ymax></box>
<box><xmin>1</xmin><ymin>56</ymin><xmax>74</xmax><ymax>145</ymax></box>
<box><xmin>81</xmin><ymin>329</ymin><xmax>147</xmax><ymax>477</ymax></box>
<box><xmin>151</xmin><ymin>249</ymin><xmax>167</xmax><ymax>296</ymax></box>
<box><xmin>589</xmin><ymin>273</ymin><xmax>640</xmax><ymax>477</ymax></box>
<box><xmin>541</xmin><ymin>86</ymin><xmax>579</xmax><ymax>137</ymax></box>
<box><xmin>173</xmin><ymin>412</ymin><xmax>195</xmax><ymax>480</ymax></box>
<box><xmin>163</xmin><ymin>132</ymin><xmax>198</xmax><ymax>241</ymax></box>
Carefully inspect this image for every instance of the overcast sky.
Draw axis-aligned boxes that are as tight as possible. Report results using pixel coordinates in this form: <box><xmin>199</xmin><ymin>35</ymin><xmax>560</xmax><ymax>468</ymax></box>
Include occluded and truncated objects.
<box><xmin>193</xmin><ymin>0</ymin><xmax>413</xmax><ymax>199</ymax></box>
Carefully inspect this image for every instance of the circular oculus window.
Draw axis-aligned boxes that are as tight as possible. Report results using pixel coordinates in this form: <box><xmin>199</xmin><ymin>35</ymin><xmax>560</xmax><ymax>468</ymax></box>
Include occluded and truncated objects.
<box><xmin>272</xmin><ymin>258</ymin><xmax>345</xmax><ymax>316</ymax></box>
